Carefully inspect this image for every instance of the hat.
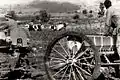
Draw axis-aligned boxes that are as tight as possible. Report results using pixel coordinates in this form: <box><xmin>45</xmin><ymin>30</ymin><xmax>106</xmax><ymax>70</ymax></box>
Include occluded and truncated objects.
<box><xmin>104</xmin><ymin>0</ymin><xmax>112</xmax><ymax>8</ymax></box>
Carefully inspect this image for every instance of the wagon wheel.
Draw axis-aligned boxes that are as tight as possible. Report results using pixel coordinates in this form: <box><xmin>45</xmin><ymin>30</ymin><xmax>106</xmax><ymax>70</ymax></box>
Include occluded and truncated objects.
<box><xmin>44</xmin><ymin>31</ymin><xmax>101</xmax><ymax>80</ymax></box>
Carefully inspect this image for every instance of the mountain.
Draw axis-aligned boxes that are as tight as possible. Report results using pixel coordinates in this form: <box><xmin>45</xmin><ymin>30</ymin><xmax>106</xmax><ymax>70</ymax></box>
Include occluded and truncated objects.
<box><xmin>28</xmin><ymin>1</ymin><xmax>80</xmax><ymax>13</ymax></box>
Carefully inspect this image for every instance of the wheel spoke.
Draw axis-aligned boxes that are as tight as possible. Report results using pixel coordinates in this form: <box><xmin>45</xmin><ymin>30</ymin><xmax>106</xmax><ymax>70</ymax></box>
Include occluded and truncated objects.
<box><xmin>76</xmin><ymin>48</ymin><xmax>89</xmax><ymax>59</ymax></box>
<box><xmin>68</xmin><ymin>66</ymin><xmax>72</xmax><ymax>80</ymax></box>
<box><xmin>79</xmin><ymin>63</ymin><xmax>94</xmax><ymax>68</ymax></box>
<box><xmin>53</xmin><ymin>65</ymin><xmax>67</xmax><ymax>77</ymax></box>
<box><xmin>52</xmin><ymin>48</ymin><xmax>67</xmax><ymax>59</ymax></box>
<box><xmin>91</xmin><ymin>58</ymin><xmax>95</xmax><ymax>64</ymax></box>
<box><xmin>73</xmin><ymin>41</ymin><xmax>84</xmax><ymax>58</ymax></box>
<box><xmin>59</xmin><ymin>41</ymin><xmax>69</xmax><ymax>56</ymax></box>
<box><xmin>75</xmin><ymin>66</ymin><xmax>85</xmax><ymax>80</ymax></box>
<box><xmin>71</xmin><ymin>65</ymin><xmax>77</xmax><ymax>80</ymax></box>
<box><xmin>74</xmin><ymin>64</ymin><xmax>92</xmax><ymax>76</ymax></box>
<box><xmin>72</xmin><ymin>44</ymin><xmax>78</xmax><ymax>59</ymax></box>
<box><xmin>50</xmin><ymin>63</ymin><xmax>66</xmax><ymax>69</ymax></box>
<box><xmin>61</xmin><ymin>65</ymin><xmax>69</xmax><ymax>80</ymax></box>
<box><xmin>72</xmin><ymin>40</ymin><xmax>76</xmax><ymax>58</ymax></box>
<box><xmin>67</xmin><ymin>40</ymin><xmax>74</xmax><ymax>59</ymax></box>
<box><xmin>82</xmin><ymin>56</ymin><xmax>90</xmax><ymax>65</ymax></box>
<box><xmin>51</xmin><ymin>57</ymin><xmax>66</xmax><ymax>62</ymax></box>
<box><xmin>67</xmin><ymin>48</ymin><xmax>71</xmax><ymax>59</ymax></box>
<box><xmin>50</xmin><ymin>59</ymin><xmax>64</xmax><ymax>63</ymax></box>
<box><xmin>80</xmin><ymin>42</ymin><xmax>84</xmax><ymax>50</ymax></box>
<box><xmin>79</xmin><ymin>55</ymin><xmax>94</xmax><ymax>68</ymax></box>
<box><xmin>69</xmin><ymin>41</ymin><xmax>83</xmax><ymax>59</ymax></box>
<box><xmin>78</xmin><ymin>55</ymin><xmax>93</xmax><ymax>61</ymax></box>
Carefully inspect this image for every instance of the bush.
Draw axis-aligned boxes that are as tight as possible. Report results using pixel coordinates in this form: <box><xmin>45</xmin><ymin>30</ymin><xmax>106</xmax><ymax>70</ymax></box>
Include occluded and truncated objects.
<box><xmin>82</xmin><ymin>9</ymin><xmax>87</xmax><ymax>15</ymax></box>
<box><xmin>73</xmin><ymin>14</ymin><xmax>79</xmax><ymax>20</ymax></box>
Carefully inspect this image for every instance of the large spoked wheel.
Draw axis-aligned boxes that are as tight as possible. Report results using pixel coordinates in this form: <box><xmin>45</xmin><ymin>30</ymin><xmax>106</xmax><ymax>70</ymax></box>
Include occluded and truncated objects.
<box><xmin>44</xmin><ymin>31</ymin><xmax>101</xmax><ymax>80</ymax></box>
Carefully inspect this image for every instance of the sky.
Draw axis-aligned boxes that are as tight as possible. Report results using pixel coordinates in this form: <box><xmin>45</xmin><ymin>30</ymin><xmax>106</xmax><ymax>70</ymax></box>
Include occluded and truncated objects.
<box><xmin>0</xmin><ymin>0</ymin><xmax>33</xmax><ymax>6</ymax></box>
<box><xmin>0</xmin><ymin>0</ymin><xmax>119</xmax><ymax>6</ymax></box>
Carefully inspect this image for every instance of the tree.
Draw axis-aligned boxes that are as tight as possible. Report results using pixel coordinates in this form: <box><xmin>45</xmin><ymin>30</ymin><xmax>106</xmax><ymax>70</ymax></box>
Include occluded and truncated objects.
<box><xmin>18</xmin><ymin>11</ymin><xmax>22</xmax><ymax>14</ymax></box>
<box><xmin>35</xmin><ymin>15</ymin><xmax>40</xmax><ymax>20</ymax></box>
<box><xmin>89</xmin><ymin>10</ymin><xmax>93</xmax><ymax>13</ymax></box>
<box><xmin>88</xmin><ymin>10</ymin><xmax>93</xmax><ymax>18</ymax></box>
<box><xmin>73</xmin><ymin>14</ymin><xmax>79</xmax><ymax>20</ymax></box>
<box><xmin>73</xmin><ymin>14</ymin><xmax>79</xmax><ymax>23</ymax></box>
<box><xmin>7</xmin><ymin>11</ymin><xmax>17</xmax><ymax>20</ymax></box>
<box><xmin>82</xmin><ymin>9</ymin><xmax>87</xmax><ymax>15</ymax></box>
<box><xmin>39</xmin><ymin>10</ymin><xmax>50</xmax><ymax>23</ymax></box>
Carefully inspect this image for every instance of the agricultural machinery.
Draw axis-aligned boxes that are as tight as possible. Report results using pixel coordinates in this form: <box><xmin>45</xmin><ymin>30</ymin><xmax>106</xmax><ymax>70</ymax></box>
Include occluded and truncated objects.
<box><xmin>44</xmin><ymin>31</ymin><xmax>120</xmax><ymax>80</ymax></box>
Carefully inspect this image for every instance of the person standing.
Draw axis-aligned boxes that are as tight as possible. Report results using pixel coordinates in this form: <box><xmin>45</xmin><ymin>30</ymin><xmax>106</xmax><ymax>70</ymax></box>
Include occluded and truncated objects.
<box><xmin>4</xmin><ymin>13</ymin><xmax>19</xmax><ymax>46</ymax></box>
<box><xmin>104</xmin><ymin>0</ymin><xmax>120</xmax><ymax>78</ymax></box>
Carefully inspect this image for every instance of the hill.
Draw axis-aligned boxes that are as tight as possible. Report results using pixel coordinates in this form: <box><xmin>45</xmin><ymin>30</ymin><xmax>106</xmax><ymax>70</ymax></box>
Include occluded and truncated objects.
<box><xmin>28</xmin><ymin>1</ymin><xmax>80</xmax><ymax>13</ymax></box>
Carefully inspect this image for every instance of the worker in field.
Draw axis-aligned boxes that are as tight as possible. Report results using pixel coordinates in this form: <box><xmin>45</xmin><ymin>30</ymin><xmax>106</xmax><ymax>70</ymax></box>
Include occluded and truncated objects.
<box><xmin>3</xmin><ymin>12</ymin><xmax>21</xmax><ymax>58</ymax></box>
<box><xmin>2</xmin><ymin>12</ymin><xmax>30</xmax><ymax>43</ymax></box>
<box><xmin>4</xmin><ymin>12</ymin><xmax>18</xmax><ymax>45</ymax></box>
<box><xmin>104</xmin><ymin>0</ymin><xmax>120</xmax><ymax>78</ymax></box>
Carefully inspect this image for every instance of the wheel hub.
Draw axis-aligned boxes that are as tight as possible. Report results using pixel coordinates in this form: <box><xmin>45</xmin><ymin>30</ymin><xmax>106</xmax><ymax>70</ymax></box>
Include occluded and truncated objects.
<box><xmin>66</xmin><ymin>58</ymin><xmax>77</xmax><ymax>65</ymax></box>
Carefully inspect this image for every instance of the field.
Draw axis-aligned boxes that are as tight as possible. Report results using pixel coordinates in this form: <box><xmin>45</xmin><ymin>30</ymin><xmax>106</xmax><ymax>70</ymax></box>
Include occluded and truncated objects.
<box><xmin>0</xmin><ymin>17</ymin><xmax>119</xmax><ymax>80</ymax></box>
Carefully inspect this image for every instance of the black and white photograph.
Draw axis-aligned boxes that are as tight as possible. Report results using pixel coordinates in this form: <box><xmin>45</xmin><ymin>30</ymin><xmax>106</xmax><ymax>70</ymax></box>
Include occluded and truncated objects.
<box><xmin>0</xmin><ymin>0</ymin><xmax>120</xmax><ymax>80</ymax></box>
